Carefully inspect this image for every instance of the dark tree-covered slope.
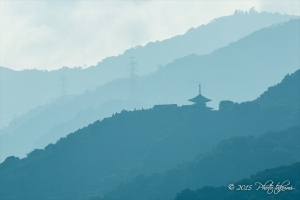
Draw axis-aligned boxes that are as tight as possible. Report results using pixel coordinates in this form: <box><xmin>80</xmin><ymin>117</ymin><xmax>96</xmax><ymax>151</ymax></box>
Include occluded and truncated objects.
<box><xmin>256</xmin><ymin>70</ymin><xmax>300</xmax><ymax>107</ymax></box>
<box><xmin>175</xmin><ymin>161</ymin><xmax>300</xmax><ymax>200</ymax></box>
<box><xmin>98</xmin><ymin>126</ymin><xmax>300</xmax><ymax>200</ymax></box>
<box><xmin>0</xmin><ymin>74</ymin><xmax>299</xmax><ymax>199</ymax></box>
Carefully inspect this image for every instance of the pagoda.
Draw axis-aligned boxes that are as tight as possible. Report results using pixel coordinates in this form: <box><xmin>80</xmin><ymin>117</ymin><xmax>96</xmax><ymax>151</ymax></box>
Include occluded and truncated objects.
<box><xmin>189</xmin><ymin>83</ymin><xmax>212</xmax><ymax>108</ymax></box>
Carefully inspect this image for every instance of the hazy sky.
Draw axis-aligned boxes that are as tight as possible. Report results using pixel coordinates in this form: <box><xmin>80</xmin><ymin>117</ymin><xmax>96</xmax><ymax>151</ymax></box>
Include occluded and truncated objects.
<box><xmin>0</xmin><ymin>0</ymin><xmax>299</xmax><ymax>71</ymax></box>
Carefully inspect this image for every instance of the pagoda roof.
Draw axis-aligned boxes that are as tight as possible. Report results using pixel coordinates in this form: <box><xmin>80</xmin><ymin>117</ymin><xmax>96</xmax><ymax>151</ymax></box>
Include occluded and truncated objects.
<box><xmin>189</xmin><ymin>94</ymin><xmax>211</xmax><ymax>103</ymax></box>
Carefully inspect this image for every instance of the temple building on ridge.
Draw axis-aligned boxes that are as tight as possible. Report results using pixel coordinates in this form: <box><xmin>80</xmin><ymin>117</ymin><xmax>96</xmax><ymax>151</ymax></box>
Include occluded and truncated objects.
<box><xmin>189</xmin><ymin>83</ymin><xmax>212</xmax><ymax>109</ymax></box>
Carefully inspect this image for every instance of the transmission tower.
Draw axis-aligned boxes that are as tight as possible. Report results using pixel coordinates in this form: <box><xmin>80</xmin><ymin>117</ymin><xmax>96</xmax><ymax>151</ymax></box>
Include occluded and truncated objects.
<box><xmin>59</xmin><ymin>76</ymin><xmax>67</xmax><ymax>96</ymax></box>
<box><xmin>126</xmin><ymin>57</ymin><xmax>138</xmax><ymax>99</ymax></box>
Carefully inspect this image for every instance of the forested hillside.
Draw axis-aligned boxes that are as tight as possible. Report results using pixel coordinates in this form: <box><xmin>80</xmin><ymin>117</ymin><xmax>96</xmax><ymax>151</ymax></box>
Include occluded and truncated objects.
<box><xmin>99</xmin><ymin>126</ymin><xmax>300</xmax><ymax>200</ymax></box>
<box><xmin>175</xmin><ymin>162</ymin><xmax>300</xmax><ymax>200</ymax></box>
<box><xmin>0</xmin><ymin>70</ymin><xmax>299</xmax><ymax>199</ymax></box>
<box><xmin>256</xmin><ymin>70</ymin><xmax>300</xmax><ymax>107</ymax></box>
<box><xmin>1</xmin><ymin>4</ymin><xmax>299</xmax><ymax>200</ymax></box>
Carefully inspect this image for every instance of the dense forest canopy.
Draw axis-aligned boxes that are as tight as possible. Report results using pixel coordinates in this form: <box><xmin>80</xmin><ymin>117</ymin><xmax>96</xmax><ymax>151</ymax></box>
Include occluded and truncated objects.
<box><xmin>0</xmin><ymin>69</ymin><xmax>299</xmax><ymax>199</ymax></box>
<box><xmin>174</xmin><ymin>162</ymin><xmax>300</xmax><ymax>200</ymax></box>
<box><xmin>98</xmin><ymin>126</ymin><xmax>300</xmax><ymax>200</ymax></box>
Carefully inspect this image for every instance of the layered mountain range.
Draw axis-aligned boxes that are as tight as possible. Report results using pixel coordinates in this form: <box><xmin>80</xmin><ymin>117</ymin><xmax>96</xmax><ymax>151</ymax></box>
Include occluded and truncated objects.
<box><xmin>0</xmin><ymin>10</ymin><xmax>298</xmax><ymax>128</ymax></box>
<box><xmin>0</xmin><ymin>67</ymin><xmax>299</xmax><ymax>199</ymax></box>
<box><xmin>1</xmin><ymin>18</ymin><xmax>299</xmax><ymax>162</ymax></box>
<box><xmin>1</xmin><ymin>9</ymin><xmax>299</xmax><ymax>200</ymax></box>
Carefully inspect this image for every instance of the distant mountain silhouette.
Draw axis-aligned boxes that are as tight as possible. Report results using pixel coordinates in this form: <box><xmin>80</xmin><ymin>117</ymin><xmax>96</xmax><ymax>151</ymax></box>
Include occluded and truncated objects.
<box><xmin>0</xmin><ymin>10</ymin><xmax>297</xmax><ymax>128</ymax></box>
<box><xmin>98</xmin><ymin>126</ymin><xmax>300</xmax><ymax>200</ymax></box>
<box><xmin>1</xmin><ymin>19</ymin><xmax>299</xmax><ymax>162</ymax></box>
<box><xmin>0</xmin><ymin>71</ymin><xmax>299</xmax><ymax>199</ymax></box>
<box><xmin>174</xmin><ymin>161</ymin><xmax>300</xmax><ymax>200</ymax></box>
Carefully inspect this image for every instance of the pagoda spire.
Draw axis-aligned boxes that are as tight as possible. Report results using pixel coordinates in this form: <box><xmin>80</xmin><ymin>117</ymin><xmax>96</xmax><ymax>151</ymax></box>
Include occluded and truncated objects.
<box><xmin>189</xmin><ymin>83</ymin><xmax>211</xmax><ymax>106</ymax></box>
<box><xmin>199</xmin><ymin>83</ymin><xmax>201</xmax><ymax>95</ymax></box>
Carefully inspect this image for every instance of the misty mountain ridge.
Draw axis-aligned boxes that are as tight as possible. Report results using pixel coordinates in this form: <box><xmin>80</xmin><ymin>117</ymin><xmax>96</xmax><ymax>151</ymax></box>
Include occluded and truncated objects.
<box><xmin>0</xmin><ymin>18</ymin><xmax>299</xmax><ymax>163</ymax></box>
<box><xmin>1</xmin><ymin>8</ymin><xmax>299</xmax><ymax>200</ymax></box>
<box><xmin>0</xmin><ymin>9</ymin><xmax>297</xmax><ymax>128</ymax></box>
<box><xmin>0</xmin><ymin>68</ymin><xmax>299</xmax><ymax>199</ymax></box>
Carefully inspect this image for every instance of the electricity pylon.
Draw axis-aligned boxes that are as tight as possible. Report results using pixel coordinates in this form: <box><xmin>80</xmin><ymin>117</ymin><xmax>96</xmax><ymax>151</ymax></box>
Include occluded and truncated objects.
<box><xmin>126</xmin><ymin>57</ymin><xmax>138</xmax><ymax>100</ymax></box>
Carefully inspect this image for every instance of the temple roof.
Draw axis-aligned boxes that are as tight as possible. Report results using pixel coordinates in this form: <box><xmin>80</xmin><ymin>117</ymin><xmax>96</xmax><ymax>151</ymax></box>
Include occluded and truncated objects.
<box><xmin>189</xmin><ymin>94</ymin><xmax>211</xmax><ymax>103</ymax></box>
